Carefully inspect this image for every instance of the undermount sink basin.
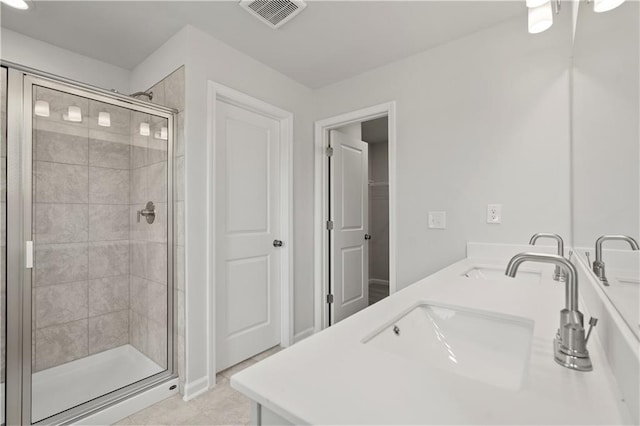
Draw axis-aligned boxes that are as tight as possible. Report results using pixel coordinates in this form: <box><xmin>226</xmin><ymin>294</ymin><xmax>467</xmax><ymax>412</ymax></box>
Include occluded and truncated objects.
<box><xmin>462</xmin><ymin>266</ymin><xmax>541</xmax><ymax>284</ymax></box>
<box><xmin>615</xmin><ymin>276</ymin><xmax>639</xmax><ymax>285</ymax></box>
<box><xmin>363</xmin><ymin>302</ymin><xmax>534</xmax><ymax>390</ymax></box>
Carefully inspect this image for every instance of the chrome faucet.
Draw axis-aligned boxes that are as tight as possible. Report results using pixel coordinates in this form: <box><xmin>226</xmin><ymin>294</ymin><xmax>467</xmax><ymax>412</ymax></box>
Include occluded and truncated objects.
<box><xmin>593</xmin><ymin>235</ymin><xmax>639</xmax><ymax>286</ymax></box>
<box><xmin>529</xmin><ymin>233</ymin><xmax>566</xmax><ymax>282</ymax></box>
<box><xmin>505</xmin><ymin>252</ymin><xmax>597</xmax><ymax>372</ymax></box>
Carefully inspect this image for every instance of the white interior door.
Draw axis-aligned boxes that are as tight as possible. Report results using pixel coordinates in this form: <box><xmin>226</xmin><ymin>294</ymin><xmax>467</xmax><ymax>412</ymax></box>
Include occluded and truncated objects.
<box><xmin>216</xmin><ymin>100</ymin><xmax>281</xmax><ymax>372</ymax></box>
<box><xmin>330</xmin><ymin>130</ymin><xmax>369</xmax><ymax>324</ymax></box>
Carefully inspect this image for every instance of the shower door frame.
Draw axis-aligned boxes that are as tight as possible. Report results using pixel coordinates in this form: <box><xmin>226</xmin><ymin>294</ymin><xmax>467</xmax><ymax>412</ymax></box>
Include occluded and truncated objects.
<box><xmin>4</xmin><ymin>63</ymin><xmax>177</xmax><ymax>426</ymax></box>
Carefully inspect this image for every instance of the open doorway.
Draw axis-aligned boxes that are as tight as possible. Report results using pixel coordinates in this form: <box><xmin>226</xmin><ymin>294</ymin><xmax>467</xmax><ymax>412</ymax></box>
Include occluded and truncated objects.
<box><xmin>313</xmin><ymin>102</ymin><xmax>396</xmax><ymax>330</ymax></box>
<box><xmin>333</xmin><ymin>117</ymin><xmax>390</xmax><ymax>313</ymax></box>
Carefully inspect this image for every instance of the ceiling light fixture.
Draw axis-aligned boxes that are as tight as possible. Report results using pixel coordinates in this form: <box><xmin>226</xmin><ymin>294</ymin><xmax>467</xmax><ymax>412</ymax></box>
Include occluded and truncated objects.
<box><xmin>0</xmin><ymin>0</ymin><xmax>29</xmax><ymax>10</ymax></box>
<box><xmin>154</xmin><ymin>126</ymin><xmax>168</xmax><ymax>140</ymax></box>
<box><xmin>34</xmin><ymin>100</ymin><xmax>49</xmax><ymax>117</ymax></box>
<box><xmin>528</xmin><ymin>1</ymin><xmax>554</xmax><ymax>34</ymax></box>
<box><xmin>593</xmin><ymin>0</ymin><xmax>625</xmax><ymax>12</ymax></box>
<box><xmin>63</xmin><ymin>106</ymin><xmax>82</xmax><ymax>122</ymax></box>
<box><xmin>98</xmin><ymin>112</ymin><xmax>111</xmax><ymax>127</ymax></box>
<box><xmin>527</xmin><ymin>0</ymin><xmax>625</xmax><ymax>34</ymax></box>
<box><xmin>526</xmin><ymin>0</ymin><xmax>549</xmax><ymax>8</ymax></box>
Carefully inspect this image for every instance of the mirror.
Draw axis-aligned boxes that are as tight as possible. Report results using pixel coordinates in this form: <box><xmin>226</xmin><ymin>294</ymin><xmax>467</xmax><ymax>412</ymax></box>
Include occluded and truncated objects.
<box><xmin>571</xmin><ymin>2</ymin><xmax>639</xmax><ymax>337</ymax></box>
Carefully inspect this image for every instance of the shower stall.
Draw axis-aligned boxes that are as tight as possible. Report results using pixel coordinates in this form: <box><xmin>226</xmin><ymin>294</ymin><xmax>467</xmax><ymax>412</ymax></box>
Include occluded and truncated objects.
<box><xmin>0</xmin><ymin>64</ymin><xmax>177</xmax><ymax>425</ymax></box>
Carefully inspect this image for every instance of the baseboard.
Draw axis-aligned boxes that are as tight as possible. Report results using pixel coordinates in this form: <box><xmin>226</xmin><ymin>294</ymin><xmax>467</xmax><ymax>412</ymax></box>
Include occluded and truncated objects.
<box><xmin>293</xmin><ymin>327</ymin><xmax>314</xmax><ymax>343</ymax></box>
<box><xmin>369</xmin><ymin>278</ymin><xmax>389</xmax><ymax>287</ymax></box>
<box><xmin>182</xmin><ymin>376</ymin><xmax>209</xmax><ymax>401</ymax></box>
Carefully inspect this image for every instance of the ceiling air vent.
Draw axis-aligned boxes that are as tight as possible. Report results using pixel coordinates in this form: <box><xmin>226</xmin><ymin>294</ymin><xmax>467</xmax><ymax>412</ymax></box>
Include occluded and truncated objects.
<box><xmin>240</xmin><ymin>0</ymin><xmax>307</xmax><ymax>29</ymax></box>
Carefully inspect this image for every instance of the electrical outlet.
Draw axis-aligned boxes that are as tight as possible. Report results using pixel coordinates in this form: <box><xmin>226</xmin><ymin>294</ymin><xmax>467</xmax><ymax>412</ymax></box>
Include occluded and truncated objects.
<box><xmin>487</xmin><ymin>204</ymin><xmax>502</xmax><ymax>224</ymax></box>
<box><xmin>428</xmin><ymin>211</ymin><xmax>446</xmax><ymax>229</ymax></box>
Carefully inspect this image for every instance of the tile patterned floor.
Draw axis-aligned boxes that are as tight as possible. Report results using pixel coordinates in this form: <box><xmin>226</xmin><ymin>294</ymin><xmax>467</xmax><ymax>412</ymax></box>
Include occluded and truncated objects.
<box><xmin>115</xmin><ymin>346</ymin><xmax>281</xmax><ymax>425</ymax></box>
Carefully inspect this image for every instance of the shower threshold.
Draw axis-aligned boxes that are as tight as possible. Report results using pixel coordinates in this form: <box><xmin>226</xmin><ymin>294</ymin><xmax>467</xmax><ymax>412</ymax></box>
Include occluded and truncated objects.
<box><xmin>32</xmin><ymin>344</ymin><xmax>163</xmax><ymax>423</ymax></box>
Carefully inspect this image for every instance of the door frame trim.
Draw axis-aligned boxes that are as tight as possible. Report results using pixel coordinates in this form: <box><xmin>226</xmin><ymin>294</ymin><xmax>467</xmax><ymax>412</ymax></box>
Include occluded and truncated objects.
<box><xmin>313</xmin><ymin>101</ymin><xmax>397</xmax><ymax>332</ymax></box>
<box><xmin>207</xmin><ymin>81</ymin><xmax>294</xmax><ymax>386</ymax></box>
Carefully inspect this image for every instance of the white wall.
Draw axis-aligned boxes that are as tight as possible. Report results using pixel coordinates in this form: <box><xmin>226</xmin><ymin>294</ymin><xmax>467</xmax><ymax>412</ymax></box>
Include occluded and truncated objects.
<box><xmin>314</xmin><ymin>14</ymin><xmax>573</xmax><ymax>288</ymax></box>
<box><xmin>1</xmin><ymin>28</ymin><xmax>130</xmax><ymax>92</ymax></box>
<box><xmin>571</xmin><ymin>2</ymin><xmax>639</xmax><ymax>248</ymax></box>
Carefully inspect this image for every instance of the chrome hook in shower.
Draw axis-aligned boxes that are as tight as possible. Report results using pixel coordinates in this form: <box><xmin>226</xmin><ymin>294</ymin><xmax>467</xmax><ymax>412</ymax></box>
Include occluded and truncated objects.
<box><xmin>137</xmin><ymin>201</ymin><xmax>156</xmax><ymax>224</ymax></box>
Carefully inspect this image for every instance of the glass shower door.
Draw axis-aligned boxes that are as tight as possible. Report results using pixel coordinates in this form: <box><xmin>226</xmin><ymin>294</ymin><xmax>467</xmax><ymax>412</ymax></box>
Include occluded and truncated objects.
<box><xmin>1</xmin><ymin>66</ymin><xmax>7</xmax><ymax>426</ymax></box>
<box><xmin>25</xmin><ymin>78</ymin><xmax>173</xmax><ymax>424</ymax></box>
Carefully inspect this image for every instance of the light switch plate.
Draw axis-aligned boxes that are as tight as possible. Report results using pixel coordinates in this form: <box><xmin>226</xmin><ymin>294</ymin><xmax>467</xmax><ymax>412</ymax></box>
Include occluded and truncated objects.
<box><xmin>487</xmin><ymin>204</ymin><xmax>502</xmax><ymax>224</ymax></box>
<box><xmin>428</xmin><ymin>211</ymin><xmax>446</xmax><ymax>229</ymax></box>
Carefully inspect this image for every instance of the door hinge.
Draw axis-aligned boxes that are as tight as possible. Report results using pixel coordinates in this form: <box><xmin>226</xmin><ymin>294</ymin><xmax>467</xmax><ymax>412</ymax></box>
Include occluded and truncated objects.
<box><xmin>326</xmin><ymin>220</ymin><xmax>334</xmax><ymax>230</ymax></box>
<box><xmin>326</xmin><ymin>146</ymin><xmax>333</xmax><ymax>157</ymax></box>
<box><xmin>326</xmin><ymin>294</ymin><xmax>334</xmax><ymax>304</ymax></box>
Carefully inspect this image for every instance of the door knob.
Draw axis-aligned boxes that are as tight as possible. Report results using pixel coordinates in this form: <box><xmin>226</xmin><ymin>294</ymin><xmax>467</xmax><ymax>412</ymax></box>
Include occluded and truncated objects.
<box><xmin>273</xmin><ymin>240</ymin><xmax>283</xmax><ymax>247</ymax></box>
<box><xmin>364</xmin><ymin>234</ymin><xmax>372</xmax><ymax>240</ymax></box>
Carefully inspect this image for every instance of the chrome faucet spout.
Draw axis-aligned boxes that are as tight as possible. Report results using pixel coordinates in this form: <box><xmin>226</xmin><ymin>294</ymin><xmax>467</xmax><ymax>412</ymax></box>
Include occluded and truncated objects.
<box><xmin>505</xmin><ymin>252</ymin><xmax>577</xmax><ymax>311</ymax></box>
<box><xmin>593</xmin><ymin>235</ymin><xmax>639</xmax><ymax>286</ymax></box>
<box><xmin>529</xmin><ymin>233</ymin><xmax>566</xmax><ymax>282</ymax></box>
<box><xmin>505</xmin><ymin>252</ymin><xmax>594</xmax><ymax>372</ymax></box>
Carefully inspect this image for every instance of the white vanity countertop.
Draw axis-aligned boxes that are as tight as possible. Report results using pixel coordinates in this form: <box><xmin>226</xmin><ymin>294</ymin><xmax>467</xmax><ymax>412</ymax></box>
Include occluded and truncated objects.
<box><xmin>231</xmin><ymin>257</ymin><xmax>632</xmax><ymax>425</ymax></box>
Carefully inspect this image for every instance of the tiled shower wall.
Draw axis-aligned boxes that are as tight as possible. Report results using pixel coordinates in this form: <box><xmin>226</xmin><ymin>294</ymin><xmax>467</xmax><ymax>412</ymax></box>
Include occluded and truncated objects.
<box><xmin>33</xmin><ymin>89</ymin><xmax>132</xmax><ymax>371</ymax></box>
<box><xmin>128</xmin><ymin>111</ymin><xmax>169</xmax><ymax>368</ymax></box>
<box><xmin>144</xmin><ymin>67</ymin><xmax>185</xmax><ymax>388</ymax></box>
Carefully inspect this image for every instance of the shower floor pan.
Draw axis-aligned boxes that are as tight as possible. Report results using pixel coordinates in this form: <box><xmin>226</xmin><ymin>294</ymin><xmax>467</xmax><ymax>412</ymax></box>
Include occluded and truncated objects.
<box><xmin>32</xmin><ymin>344</ymin><xmax>163</xmax><ymax>423</ymax></box>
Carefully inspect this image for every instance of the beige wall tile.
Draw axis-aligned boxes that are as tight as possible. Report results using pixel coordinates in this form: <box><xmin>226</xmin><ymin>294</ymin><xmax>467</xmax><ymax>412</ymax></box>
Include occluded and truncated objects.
<box><xmin>89</xmin><ymin>241</ymin><xmax>129</xmax><ymax>279</ymax></box>
<box><xmin>130</xmin><ymin>241</ymin><xmax>148</xmax><ymax>279</ymax></box>
<box><xmin>35</xmin><ymin>281</ymin><xmax>88</xmax><ymax>328</ymax></box>
<box><xmin>34</xmin><ymin>161</ymin><xmax>88</xmax><ymax>203</ymax></box>
<box><xmin>89</xmin><ymin>204</ymin><xmax>129</xmax><ymax>241</ymax></box>
<box><xmin>146</xmin><ymin>242</ymin><xmax>167</xmax><ymax>284</ymax></box>
<box><xmin>89</xmin><ymin>138</ymin><xmax>130</xmax><ymax>169</ymax></box>
<box><xmin>34</xmin><ymin>129</ymin><xmax>88</xmax><ymax>165</ymax></box>
<box><xmin>163</xmin><ymin>67</ymin><xmax>185</xmax><ymax>112</ymax></box>
<box><xmin>88</xmin><ymin>310</ymin><xmax>128</xmax><ymax>354</ymax></box>
<box><xmin>149</xmin><ymin>81</ymin><xmax>165</xmax><ymax>107</ymax></box>
<box><xmin>147</xmin><ymin>133</ymin><xmax>168</xmax><ymax>165</ymax></box>
<box><xmin>129</xmin><ymin>309</ymin><xmax>148</xmax><ymax>355</ymax></box>
<box><xmin>89</xmin><ymin>275</ymin><xmax>129</xmax><ymax>316</ymax></box>
<box><xmin>147</xmin><ymin>318</ymin><xmax>167</xmax><ymax>368</ymax></box>
<box><xmin>147</xmin><ymin>282</ymin><xmax>167</xmax><ymax>325</ymax></box>
<box><xmin>147</xmin><ymin>162</ymin><xmax>167</xmax><ymax>203</ymax></box>
<box><xmin>129</xmin><ymin>275</ymin><xmax>148</xmax><ymax>316</ymax></box>
<box><xmin>35</xmin><ymin>319</ymin><xmax>88</xmax><ymax>371</ymax></box>
<box><xmin>34</xmin><ymin>243</ymin><xmax>88</xmax><ymax>286</ymax></box>
<box><xmin>89</xmin><ymin>167</ymin><xmax>130</xmax><ymax>204</ymax></box>
<box><xmin>130</xmin><ymin>167</ymin><xmax>148</xmax><ymax>205</ymax></box>
<box><xmin>35</xmin><ymin>203</ymin><xmax>88</xmax><ymax>244</ymax></box>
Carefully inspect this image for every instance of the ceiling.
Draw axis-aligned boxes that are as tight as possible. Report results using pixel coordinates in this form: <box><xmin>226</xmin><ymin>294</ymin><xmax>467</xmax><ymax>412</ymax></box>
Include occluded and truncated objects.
<box><xmin>1</xmin><ymin>1</ymin><xmax>526</xmax><ymax>89</ymax></box>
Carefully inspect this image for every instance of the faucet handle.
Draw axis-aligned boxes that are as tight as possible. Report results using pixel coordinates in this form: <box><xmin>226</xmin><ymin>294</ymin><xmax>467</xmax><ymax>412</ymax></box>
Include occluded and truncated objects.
<box><xmin>585</xmin><ymin>251</ymin><xmax>591</xmax><ymax>268</ymax></box>
<box><xmin>585</xmin><ymin>317</ymin><xmax>598</xmax><ymax>344</ymax></box>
